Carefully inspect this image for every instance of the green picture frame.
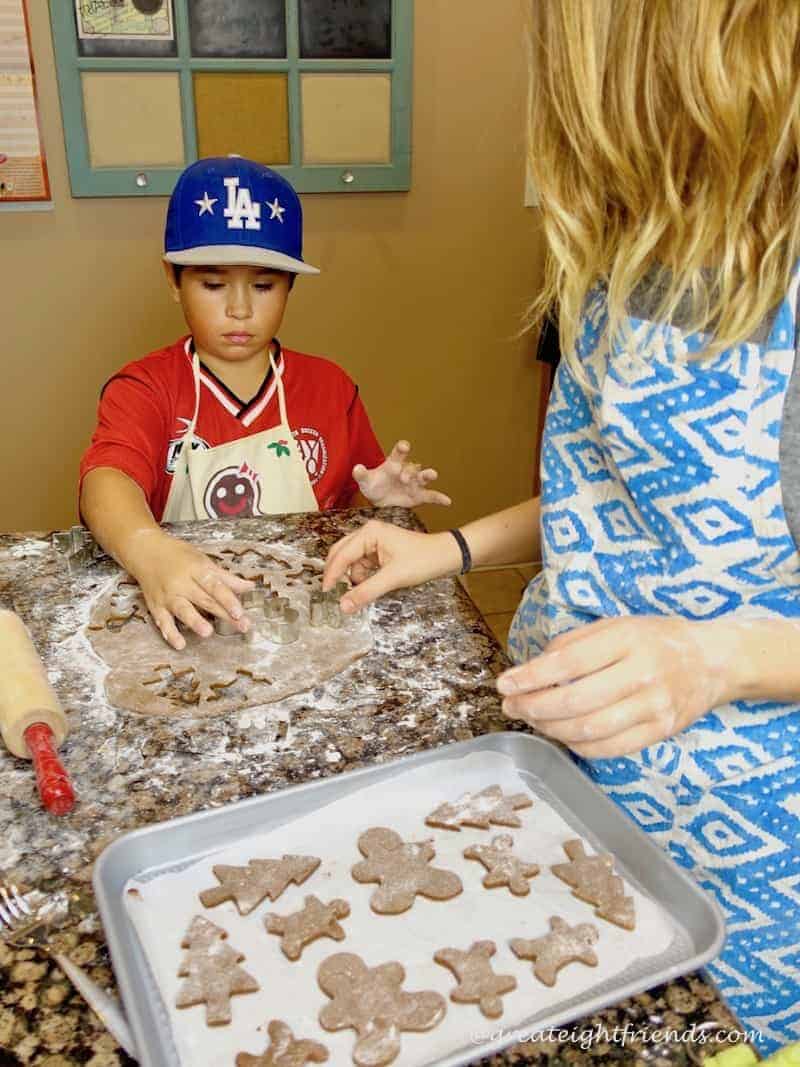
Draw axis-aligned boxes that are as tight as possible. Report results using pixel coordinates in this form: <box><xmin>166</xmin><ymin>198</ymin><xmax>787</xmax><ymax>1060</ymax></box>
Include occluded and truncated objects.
<box><xmin>48</xmin><ymin>0</ymin><xmax>413</xmax><ymax>196</ymax></box>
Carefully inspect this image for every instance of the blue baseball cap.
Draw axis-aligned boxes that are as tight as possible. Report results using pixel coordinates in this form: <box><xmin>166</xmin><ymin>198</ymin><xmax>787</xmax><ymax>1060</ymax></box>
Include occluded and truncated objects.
<box><xmin>164</xmin><ymin>156</ymin><xmax>319</xmax><ymax>275</ymax></box>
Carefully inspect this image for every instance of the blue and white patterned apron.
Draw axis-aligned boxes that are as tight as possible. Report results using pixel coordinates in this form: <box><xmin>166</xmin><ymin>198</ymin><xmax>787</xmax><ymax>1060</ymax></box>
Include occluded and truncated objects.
<box><xmin>509</xmin><ymin>275</ymin><xmax>800</xmax><ymax>1053</ymax></box>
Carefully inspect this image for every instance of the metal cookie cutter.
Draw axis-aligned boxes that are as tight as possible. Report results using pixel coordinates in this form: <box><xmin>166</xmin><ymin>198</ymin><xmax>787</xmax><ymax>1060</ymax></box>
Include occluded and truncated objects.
<box><xmin>309</xmin><ymin>582</ymin><xmax>349</xmax><ymax>630</ymax></box>
<box><xmin>238</xmin><ymin>588</ymin><xmax>268</xmax><ymax>643</ymax></box>
<box><xmin>213</xmin><ymin>616</ymin><xmax>241</xmax><ymax>637</ymax></box>
<box><xmin>240</xmin><ymin>589</ymin><xmax>265</xmax><ymax>610</ymax></box>
<box><xmin>264</xmin><ymin>596</ymin><xmax>300</xmax><ymax>645</ymax></box>
<box><xmin>51</xmin><ymin>525</ymin><xmax>105</xmax><ymax>573</ymax></box>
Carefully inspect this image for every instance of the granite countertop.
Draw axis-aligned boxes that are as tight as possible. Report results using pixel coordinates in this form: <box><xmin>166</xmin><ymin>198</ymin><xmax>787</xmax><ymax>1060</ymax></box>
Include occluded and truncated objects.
<box><xmin>0</xmin><ymin>510</ymin><xmax>749</xmax><ymax>1066</ymax></box>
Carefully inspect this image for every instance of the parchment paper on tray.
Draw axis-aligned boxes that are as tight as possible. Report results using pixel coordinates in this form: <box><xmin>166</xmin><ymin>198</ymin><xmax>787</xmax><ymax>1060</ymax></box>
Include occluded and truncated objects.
<box><xmin>124</xmin><ymin>752</ymin><xmax>677</xmax><ymax>1067</ymax></box>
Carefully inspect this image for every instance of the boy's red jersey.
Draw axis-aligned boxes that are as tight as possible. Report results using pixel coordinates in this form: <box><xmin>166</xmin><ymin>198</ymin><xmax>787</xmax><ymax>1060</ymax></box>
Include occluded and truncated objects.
<box><xmin>79</xmin><ymin>337</ymin><xmax>385</xmax><ymax>519</ymax></box>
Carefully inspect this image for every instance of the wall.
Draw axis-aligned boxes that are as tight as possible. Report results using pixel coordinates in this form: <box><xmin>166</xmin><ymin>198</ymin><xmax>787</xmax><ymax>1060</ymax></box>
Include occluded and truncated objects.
<box><xmin>1</xmin><ymin>0</ymin><xmax>546</xmax><ymax>534</ymax></box>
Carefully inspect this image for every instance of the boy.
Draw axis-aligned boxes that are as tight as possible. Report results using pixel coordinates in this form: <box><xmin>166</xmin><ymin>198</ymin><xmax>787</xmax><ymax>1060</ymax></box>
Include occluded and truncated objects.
<box><xmin>80</xmin><ymin>156</ymin><xmax>449</xmax><ymax>651</ymax></box>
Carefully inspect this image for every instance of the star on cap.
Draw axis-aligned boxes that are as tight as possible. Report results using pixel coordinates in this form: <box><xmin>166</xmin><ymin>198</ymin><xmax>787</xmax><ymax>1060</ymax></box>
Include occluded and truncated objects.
<box><xmin>195</xmin><ymin>191</ymin><xmax>218</xmax><ymax>216</ymax></box>
<box><xmin>266</xmin><ymin>197</ymin><xmax>286</xmax><ymax>223</ymax></box>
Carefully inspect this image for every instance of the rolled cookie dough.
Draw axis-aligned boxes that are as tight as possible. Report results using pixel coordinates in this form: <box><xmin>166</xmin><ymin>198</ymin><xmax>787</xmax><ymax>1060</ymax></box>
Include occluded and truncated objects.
<box><xmin>86</xmin><ymin>540</ymin><xmax>372</xmax><ymax>717</ymax></box>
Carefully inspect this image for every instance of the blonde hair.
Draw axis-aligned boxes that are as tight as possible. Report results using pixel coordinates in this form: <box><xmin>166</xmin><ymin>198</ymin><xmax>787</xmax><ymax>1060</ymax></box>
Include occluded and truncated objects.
<box><xmin>527</xmin><ymin>0</ymin><xmax>800</xmax><ymax>367</ymax></box>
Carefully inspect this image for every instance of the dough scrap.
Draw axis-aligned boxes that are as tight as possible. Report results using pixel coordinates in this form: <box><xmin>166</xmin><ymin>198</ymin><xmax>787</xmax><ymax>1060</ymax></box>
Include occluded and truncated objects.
<box><xmin>86</xmin><ymin>540</ymin><xmax>372</xmax><ymax>717</ymax></box>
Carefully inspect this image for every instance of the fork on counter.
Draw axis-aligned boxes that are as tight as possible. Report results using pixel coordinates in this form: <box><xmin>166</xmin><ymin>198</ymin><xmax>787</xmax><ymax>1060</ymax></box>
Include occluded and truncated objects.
<box><xmin>0</xmin><ymin>881</ymin><xmax>138</xmax><ymax>1060</ymax></box>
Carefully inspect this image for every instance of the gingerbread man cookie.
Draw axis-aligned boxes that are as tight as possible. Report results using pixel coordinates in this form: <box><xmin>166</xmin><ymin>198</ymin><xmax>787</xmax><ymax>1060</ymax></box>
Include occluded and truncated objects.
<box><xmin>510</xmin><ymin>915</ymin><xmax>599</xmax><ymax>987</ymax></box>
<box><xmin>199</xmin><ymin>855</ymin><xmax>321</xmax><ymax>915</ymax></box>
<box><xmin>351</xmin><ymin>827</ymin><xmax>463</xmax><ymax>914</ymax></box>
<box><xmin>317</xmin><ymin>952</ymin><xmax>446</xmax><ymax>1067</ymax></box>
<box><xmin>265</xmin><ymin>895</ymin><xmax>351</xmax><ymax>960</ymax></box>
<box><xmin>236</xmin><ymin>1019</ymin><xmax>329</xmax><ymax>1066</ymax></box>
<box><xmin>433</xmin><ymin>940</ymin><xmax>517</xmax><ymax>1018</ymax></box>
<box><xmin>175</xmin><ymin>916</ymin><xmax>259</xmax><ymax>1026</ymax></box>
<box><xmin>425</xmin><ymin>784</ymin><xmax>533</xmax><ymax>831</ymax></box>
<box><xmin>551</xmin><ymin>839</ymin><xmax>636</xmax><ymax>930</ymax></box>
<box><xmin>463</xmin><ymin>834</ymin><xmax>540</xmax><ymax>895</ymax></box>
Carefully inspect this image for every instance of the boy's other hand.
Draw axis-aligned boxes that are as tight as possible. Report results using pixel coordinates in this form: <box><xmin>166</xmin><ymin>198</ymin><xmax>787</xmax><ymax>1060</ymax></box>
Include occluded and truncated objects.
<box><xmin>352</xmin><ymin>441</ymin><xmax>452</xmax><ymax>508</ymax></box>
<box><xmin>126</xmin><ymin>530</ymin><xmax>254</xmax><ymax>650</ymax></box>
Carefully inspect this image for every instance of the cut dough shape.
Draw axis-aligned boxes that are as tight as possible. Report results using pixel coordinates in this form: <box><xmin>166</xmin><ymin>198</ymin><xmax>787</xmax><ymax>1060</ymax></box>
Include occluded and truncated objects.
<box><xmin>463</xmin><ymin>834</ymin><xmax>540</xmax><ymax>895</ymax></box>
<box><xmin>86</xmin><ymin>540</ymin><xmax>372</xmax><ymax>717</ymax></box>
<box><xmin>425</xmin><ymin>784</ymin><xmax>532</xmax><ymax>831</ymax></box>
<box><xmin>510</xmin><ymin>915</ymin><xmax>599</xmax><ymax>987</ymax></box>
<box><xmin>236</xmin><ymin>1019</ymin><xmax>329</xmax><ymax>1066</ymax></box>
<box><xmin>199</xmin><ymin>856</ymin><xmax>321</xmax><ymax>915</ymax></box>
<box><xmin>433</xmin><ymin>940</ymin><xmax>516</xmax><ymax>1018</ymax></box>
<box><xmin>317</xmin><ymin>952</ymin><xmax>446</xmax><ymax>1067</ymax></box>
<box><xmin>351</xmin><ymin>827</ymin><xmax>463</xmax><ymax>915</ymax></box>
<box><xmin>551</xmin><ymin>838</ymin><xmax>636</xmax><ymax>930</ymax></box>
<box><xmin>265</xmin><ymin>894</ymin><xmax>350</xmax><ymax>960</ymax></box>
<box><xmin>175</xmin><ymin>916</ymin><xmax>259</xmax><ymax>1026</ymax></box>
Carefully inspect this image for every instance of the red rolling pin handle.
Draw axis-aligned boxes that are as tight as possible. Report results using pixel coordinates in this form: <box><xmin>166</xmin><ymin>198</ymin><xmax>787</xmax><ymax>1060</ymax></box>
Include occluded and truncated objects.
<box><xmin>23</xmin><ymin>723</ymin><xmax>76</xmax><ymax>816</ymax></box>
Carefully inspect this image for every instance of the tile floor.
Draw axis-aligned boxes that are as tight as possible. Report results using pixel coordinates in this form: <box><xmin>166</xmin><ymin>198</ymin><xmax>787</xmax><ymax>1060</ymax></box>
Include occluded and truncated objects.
<box><xmin>461</xmin><ymin>564</ymin><xmax>540</xmax><ymax>648</ymax></box>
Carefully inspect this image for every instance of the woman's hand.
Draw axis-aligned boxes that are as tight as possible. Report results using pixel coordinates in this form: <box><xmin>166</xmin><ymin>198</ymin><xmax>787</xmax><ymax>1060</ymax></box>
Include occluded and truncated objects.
<box><xmin>322</xmin><ymin>519</ymin><xmax>462</xmax><ymax>613</ymax></box>
<box><xmin>126</xmin><ymin>529</ymin><xmax>254</xmax><ymax>650</ymax></box>
<box><xmin>353</xmin><ymin>441</ymin><xmax>452</xmax><ymax>508</ymax></box>
<box><xmin>497</xmin><ymin>616</ymin><xmax>745</xmax><ymax>757</ymax></box>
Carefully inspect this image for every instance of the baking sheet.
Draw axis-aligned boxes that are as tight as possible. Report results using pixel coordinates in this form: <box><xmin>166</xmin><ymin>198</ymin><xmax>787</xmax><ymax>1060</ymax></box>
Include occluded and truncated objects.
<box><xmin>122</xmin><ymin>750</ymin><xmax>678</xmax><ymax>1066</ymax></box>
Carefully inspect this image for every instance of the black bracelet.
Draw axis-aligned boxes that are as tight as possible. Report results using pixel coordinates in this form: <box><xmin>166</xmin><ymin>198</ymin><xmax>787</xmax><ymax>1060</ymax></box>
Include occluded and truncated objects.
<box><xmin>449</xmin><ymin>528</ymin><xmax>473</xmax><ymax>575</ymax></box>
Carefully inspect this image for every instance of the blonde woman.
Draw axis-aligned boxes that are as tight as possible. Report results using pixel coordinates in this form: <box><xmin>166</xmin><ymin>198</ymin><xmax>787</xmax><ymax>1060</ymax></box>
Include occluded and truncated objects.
<box><xmin>324</xmin><ymin>0</ymin><xmax>800</xmax><ymax>1051</ymax></box>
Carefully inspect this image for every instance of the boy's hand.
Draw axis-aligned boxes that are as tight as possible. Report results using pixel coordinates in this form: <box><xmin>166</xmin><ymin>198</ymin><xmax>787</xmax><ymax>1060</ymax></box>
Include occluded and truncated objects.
<box><xmin>126</xmin><ymin>530</ymin><xmax>254</xmax><ymax>650</ymax></box>
<box><xmin>352</xmin><ymin>441</ymin><xmax>452</xmax><ymax>508</ymax></box>
<box><xmin>496</xmin><ymin>616</ymin><xmax>743</xmax><ymax>758</ymax></box>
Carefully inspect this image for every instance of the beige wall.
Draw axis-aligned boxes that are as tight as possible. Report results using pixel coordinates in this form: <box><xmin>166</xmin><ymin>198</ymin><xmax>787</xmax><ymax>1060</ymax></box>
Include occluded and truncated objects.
<box><xmin>1</xmin><ymin>0</ymin><xmax>546</xmax><ymax>534</ymax></box>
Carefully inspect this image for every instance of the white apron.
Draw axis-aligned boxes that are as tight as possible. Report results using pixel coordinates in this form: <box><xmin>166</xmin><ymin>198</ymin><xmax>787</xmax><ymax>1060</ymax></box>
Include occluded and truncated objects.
<box><xmin>162</xmin><ymin>346</ymin><xmax>318</xmax><ymax>522</ymax></box>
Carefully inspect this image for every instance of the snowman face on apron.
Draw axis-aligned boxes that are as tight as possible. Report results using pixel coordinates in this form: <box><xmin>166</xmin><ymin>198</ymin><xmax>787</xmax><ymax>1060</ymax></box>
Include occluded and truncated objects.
<box><xmin>203</xmin><ymin>463</ymin><xmax>262</xmax><ymax>519</ymax></box>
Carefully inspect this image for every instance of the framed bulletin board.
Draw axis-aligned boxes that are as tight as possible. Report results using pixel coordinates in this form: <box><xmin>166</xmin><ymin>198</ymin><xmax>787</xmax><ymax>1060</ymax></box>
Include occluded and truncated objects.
<box><xmin>48</xmin><ymin>0</ymin><xmax>412</xmax><ymax>197</ymax></box>
<box><xmin>0</xmin><ymin>0</ymin><xmax>51</xmax><ymax>209</ymax></box>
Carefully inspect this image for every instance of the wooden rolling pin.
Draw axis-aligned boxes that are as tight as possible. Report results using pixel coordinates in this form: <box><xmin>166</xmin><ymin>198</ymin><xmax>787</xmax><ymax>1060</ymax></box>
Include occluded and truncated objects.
<box><xmin>0</xmin><ymin>609</ymin><xmax>75</xmax><ymax>815</ymax></box>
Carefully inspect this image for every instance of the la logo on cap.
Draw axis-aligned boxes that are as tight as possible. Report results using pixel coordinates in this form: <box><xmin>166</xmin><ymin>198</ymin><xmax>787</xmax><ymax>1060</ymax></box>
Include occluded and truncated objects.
<box><xmin>223</xmin><ymin>177</ymin><xmax>261</xmax><ymax>231</ymax></box>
